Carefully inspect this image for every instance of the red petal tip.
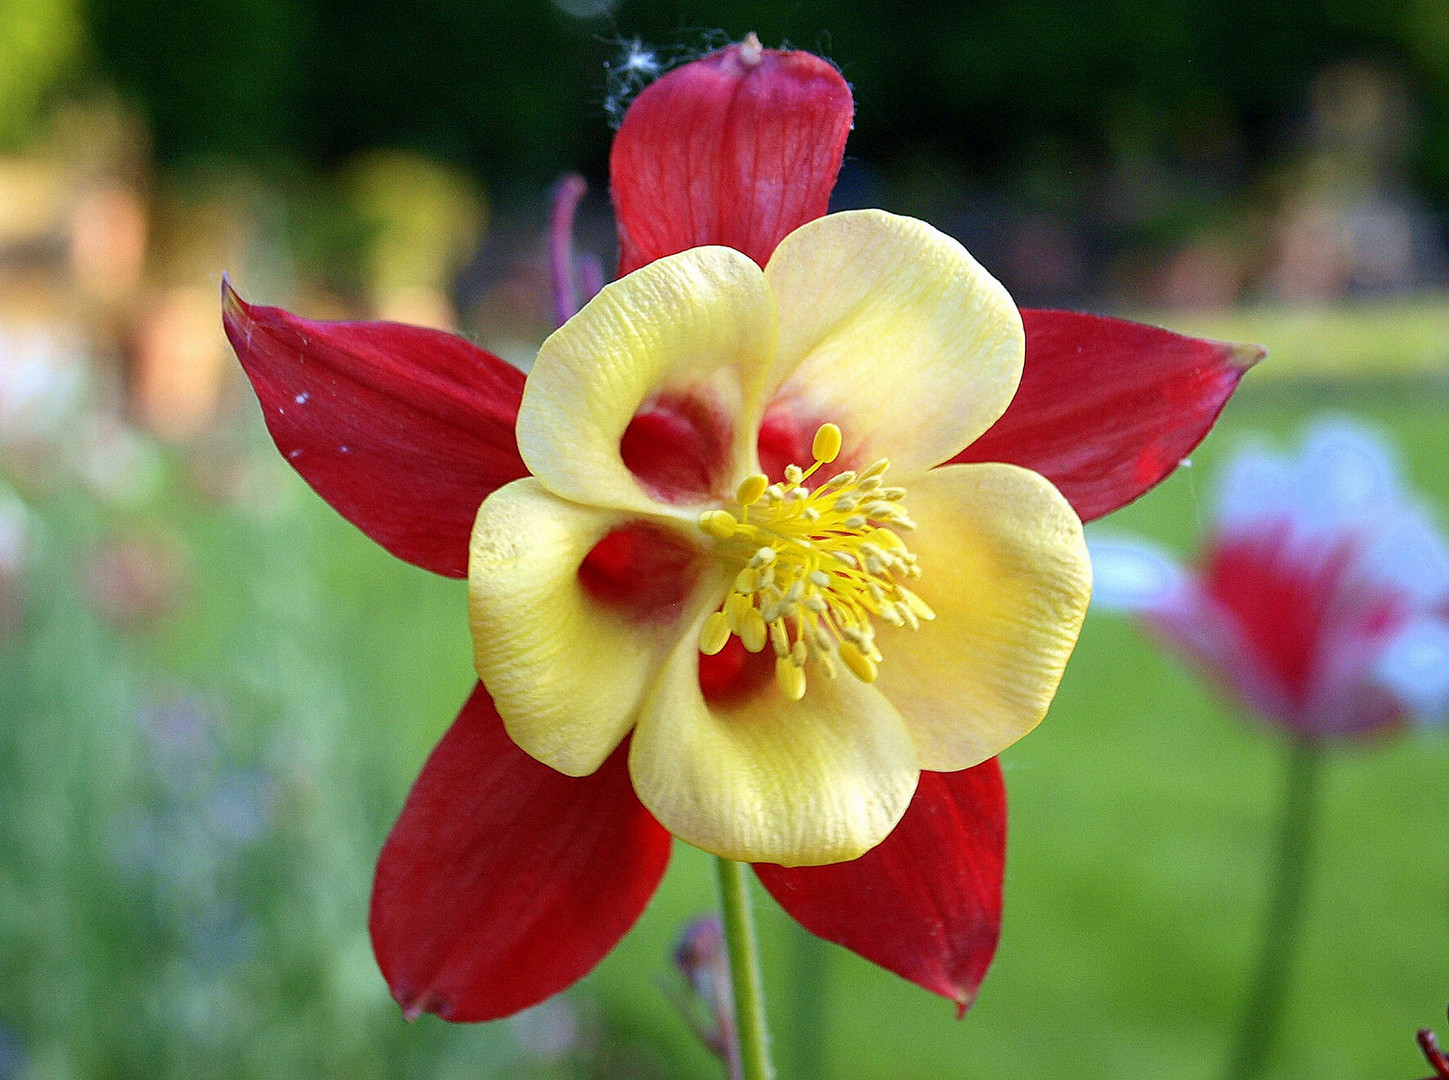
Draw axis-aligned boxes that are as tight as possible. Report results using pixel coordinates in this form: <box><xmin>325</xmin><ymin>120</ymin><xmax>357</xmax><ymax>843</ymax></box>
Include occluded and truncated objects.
<box><xmin>611</xmin><ymin>40</ymin><xmax>853</xmax><ymax>272</ymax></box>
<box><xmin>220</xmin><ymin>274</ymin><xmax>244</xmax><ymax>321</ymax></box>
<box><xmin>370</xmin><ymin>686</ymin><xmax>671</xmax><ymax>1023</ymax></box>
<box><xmin>755</xmin><ymin>762</ymin><xmax>1006</xmax><ymax>1012</ymax></box>
<box><xmin>1228</xmin><ymin>340</ymin><xmax>1268</xmax><ymax>370</ymax></box>
<box><xmin>958</xmin><ymin>310</ymin><xmax>1260</xmax><ymax>522</ymax></box>
<box><xmin>223</xmin><ymin>289</ymin><xmax>528</xmax><ymax>577</ymax></box>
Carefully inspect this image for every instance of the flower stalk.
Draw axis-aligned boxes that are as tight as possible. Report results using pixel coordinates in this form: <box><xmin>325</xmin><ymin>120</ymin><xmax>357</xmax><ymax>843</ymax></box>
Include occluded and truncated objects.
<box><xmin>716</xmin><ymin>856</ymin><xmax>774</xmax><ymax>1080</ymax></box>
<box><xmin>1223</xmin><ymin>736</ymin><xmax>1324</xmax><ymax>1080</ymax></box>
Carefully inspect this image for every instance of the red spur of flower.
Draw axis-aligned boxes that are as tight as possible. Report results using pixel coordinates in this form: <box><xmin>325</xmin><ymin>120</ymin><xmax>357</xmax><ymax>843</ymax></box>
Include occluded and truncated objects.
<box><xmin>224</xmin><ymin>36</ymin><xmax>1260</xmax><ymax>1023</ymax></box>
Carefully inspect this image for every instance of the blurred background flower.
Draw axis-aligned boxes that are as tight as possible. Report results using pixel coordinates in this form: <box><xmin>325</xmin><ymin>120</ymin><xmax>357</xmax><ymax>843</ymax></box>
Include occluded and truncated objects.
<box><xmin>1090</xmin><ymin>419</ymin><xmax>1448</xmax><ymax>1080</ymax></box>
<box><xmin>1091</xmin><ymin>419</ymin><xmax>1449</xmax><ymax>739</ymax></box>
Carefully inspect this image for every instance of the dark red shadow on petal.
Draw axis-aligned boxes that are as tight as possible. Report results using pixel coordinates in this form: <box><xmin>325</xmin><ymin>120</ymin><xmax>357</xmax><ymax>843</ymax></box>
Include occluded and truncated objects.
<box><xmin>223</xmin><ymin>281</ymin><xmax>527</xmax><ymax>578</ymax></box>
<box><xmin>612</xmin><ymin>43</ymin><xmax>853</xmax><ymax>274</ymax></box>
<box><xmin>754</xmin><ymin>759</ymin><xmax>1006</xmax><ymax>1016</ymax></box>
<box><xmin>698</xmin><ymin>636</ymin><xmax>775</xmax><ymax>705</ymax></box>
<box><xmin>956</xmin><ymin>310</ymin><xmax>1262</xmax><ymax>523</ymax></box>
<box><xmin>579</xmin><ymin>522</ymin><xmax>702</xmax><ymax>621</ymax></box>
<box><xmin>756</xmin><ymin>406</ymin><xmax>815</xmax><ymax>486</ymax></box>
<box><xmin>620</xmin><ymin>395</ymin><xmax>734</xmax><ymax>504</ymax></box>
<box><xmin>370</xmin><ymin>684</ymin><xmax>672</xmax><ymax>1022</ymax></box>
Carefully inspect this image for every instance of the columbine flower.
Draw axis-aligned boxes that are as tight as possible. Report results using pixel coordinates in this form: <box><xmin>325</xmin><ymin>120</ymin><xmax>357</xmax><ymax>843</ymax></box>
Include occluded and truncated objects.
<box><xmin>224</xmin><ymin>39</ymin><xmax>1259</xmax><ymax>1021</ymax></box>
<box><xmin>1091</xmin><ymin>419</ymin><xmax>1449</xmax><ymax>738</ymax></box>
<box><xmin>472</xmin><ymin>206</ymin><xmax>1091</xmax><ymax>867</ymax></box>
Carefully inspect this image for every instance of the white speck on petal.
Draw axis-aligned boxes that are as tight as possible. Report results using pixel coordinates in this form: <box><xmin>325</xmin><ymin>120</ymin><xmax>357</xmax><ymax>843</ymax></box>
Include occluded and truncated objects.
<box><xmin>294</xmin><ymin>392</ymin><xmax>309</xmax><ymax>405</ymax></box>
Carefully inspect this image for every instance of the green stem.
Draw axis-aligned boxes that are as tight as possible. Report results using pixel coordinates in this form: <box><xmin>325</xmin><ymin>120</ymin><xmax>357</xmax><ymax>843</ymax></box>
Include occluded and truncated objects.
<box><xmin>715</xmin><ymin>857</ymin><xmax>775</xmax><ymax>1080</ymax></box>
<box><xmin>788</xmin><ymin>925</ymin><xmax>828</xmax><ymax>1080</ymax></box>
<box><xmin>1223</xmin><ymin>737</ymin><xmax>1324</xmax><ymax>1080</ymax></box>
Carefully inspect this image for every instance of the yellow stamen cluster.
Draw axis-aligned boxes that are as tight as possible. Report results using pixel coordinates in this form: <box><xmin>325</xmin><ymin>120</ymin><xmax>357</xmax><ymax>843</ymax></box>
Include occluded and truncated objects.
<box><xmin>697</xmin><ymin>423</ymin><xmax>934</xmax><ymax>701</ymax></box>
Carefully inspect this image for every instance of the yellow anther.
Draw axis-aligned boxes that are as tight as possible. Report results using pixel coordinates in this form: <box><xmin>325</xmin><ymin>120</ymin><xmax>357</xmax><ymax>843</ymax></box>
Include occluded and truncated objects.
<box><xmin>734</xmin><ymin>566</ymin><xmax>758</xmax><ymax>594</ymax></box>
<box><xmin>699</xmin><ymin>611</ymin><xmax>731</xmax><ymax>655</ymax></box>
<box><xmin>775</xmin><ymin>656</ymin><xmax>807</xmax><ymax>700</ymax></box>
<box><xmin>899</xmin><ymin>586</ymin><xmax>936</xmax><ymax>621</ymax></box>
<box><xmin>812</xmin><ymin>422</ymin><xmax>842</xmax><ymax>464</ymax></box>
<box><xmin>739</xmin><ymin>608</ymin><xmax>768</xmax><ymax>653</ymax></box>
<box><xmin>725</xmin><ymin>590</ymin><xmax>753</xmax><ymax>629</ymax></box>
<box><xmin>700</xmin><ymin>509</ymin><xmax>738</xmax><ymax>538</ymax></box>
<box><xmin>838</xmin><ymin>640</ymin><xmax>879</xmax><ymax>683</ymax></box>
<box><xmin>872</xmin><ymin>527</ymin><xmax>905</xmax><ymax>551</ymax></box>
<box><xmin>737</xmin><ymin>474</ymin><xmax>768</xmax><ymax>506</ymax></box>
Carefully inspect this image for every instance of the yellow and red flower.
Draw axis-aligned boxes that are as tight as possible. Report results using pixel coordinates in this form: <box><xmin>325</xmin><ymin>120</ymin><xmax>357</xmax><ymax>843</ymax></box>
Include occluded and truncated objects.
<box><xmin>224</xmin><ymin>40</ymin><xmax>1260</xmax><ymax>1022</ymax></box>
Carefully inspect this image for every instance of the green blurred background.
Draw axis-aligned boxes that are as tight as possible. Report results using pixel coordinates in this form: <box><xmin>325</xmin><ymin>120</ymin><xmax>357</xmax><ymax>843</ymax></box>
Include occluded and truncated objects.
<box><xmin>0</xmin><ymin>1</ymin><xmax>1446</xmax><ymax>1078</ymax></box>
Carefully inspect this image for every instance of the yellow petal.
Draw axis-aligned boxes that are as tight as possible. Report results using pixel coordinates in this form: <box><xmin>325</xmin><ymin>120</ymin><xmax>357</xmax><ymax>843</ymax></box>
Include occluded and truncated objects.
<box><xmin>518</xmin><ymin>246</ymin><xmax>779</xmax><ymax>514</ymax></box>
<box><xmin>872</xmin><ymin>463</ymin><xmax>1091</xmax><ymax>771</ymax></box>
<box><xmin>630</xmin><ymin>630</ymin><xmax>920</xmax><ymax>866</ymax></box>
<box><xmin>763</xmin><ymin>210</ymin><xmax>1023</xmax><ymax>479</ymax></box>
<box><xmin>468</xmin><ymin>477</ymin><xmax>719</xmax><ymax>776</ymax></box>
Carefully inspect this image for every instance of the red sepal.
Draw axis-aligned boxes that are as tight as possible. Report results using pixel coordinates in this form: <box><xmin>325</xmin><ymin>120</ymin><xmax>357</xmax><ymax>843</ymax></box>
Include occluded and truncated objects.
<box><xmin>957</xmin><ymin>310</ymin><xmax>1262</xmax><ymax>522</ymax></box>
<box><xmin>754</xmin><ymin>759</ymin><xmax>1006</xmax><ymax>1016</ymax></box>
<box><xmin>369</xmin><ymin>684</ymin><xmax>672</xmax><ymax>1022</ymax></box>
<box><xmin>222</xmin><ymin>281</ymin><xmax>528</xmax><ymax>577</ymax></box>
<box><xmin>611</xmin><ymin>42</ymin><xmax>853</xmax><ymax>275</ymax></box>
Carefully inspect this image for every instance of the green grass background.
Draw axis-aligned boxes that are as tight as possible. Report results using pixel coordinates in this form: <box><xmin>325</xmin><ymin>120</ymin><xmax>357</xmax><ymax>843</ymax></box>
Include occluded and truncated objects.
<box><xmin>2</xmin><ymin>302</ymin><xmax>1446</xmax><ymax>1079</ymax></box>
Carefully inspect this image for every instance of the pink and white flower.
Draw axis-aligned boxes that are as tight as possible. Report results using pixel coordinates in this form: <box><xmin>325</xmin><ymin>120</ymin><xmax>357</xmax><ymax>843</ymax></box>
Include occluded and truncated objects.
<box><xmin>1091</xmin><ymin>420</ymin><xmax>1449</xmax><ymax>738</ymax></box>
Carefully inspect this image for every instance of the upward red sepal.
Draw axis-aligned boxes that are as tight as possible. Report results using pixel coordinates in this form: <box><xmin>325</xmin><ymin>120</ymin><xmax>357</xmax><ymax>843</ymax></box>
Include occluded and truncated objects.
<box><xmin>611</xmin><ymin>42</ymin><xmax>853</xmax><ymax>275</ymax></box>
<box><xmin>958</xmin><ymin>310</ymin><xmax>1263</xmax><ymax>522</ymax></box>
<box><xmin>222</xmin><ymin>280</ymin><xmax>528</xmax><ymax>577</ymax></box>
<box><xmin>754</xmin><ymin>759</ymin><xmax>1006</xmax><ymax>1015</ymax></box>
<box><xmin>369</xmin><ymin>684</ymin><xmax>672</xmax><ymax>1022</ymax></box>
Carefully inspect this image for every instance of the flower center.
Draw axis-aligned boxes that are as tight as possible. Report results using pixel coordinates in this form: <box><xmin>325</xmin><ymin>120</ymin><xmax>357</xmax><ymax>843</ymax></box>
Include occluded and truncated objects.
<box><xmin>696</xmin><ymin>423</ymin><xmax>934</xmax><ymax>701</ymax></box>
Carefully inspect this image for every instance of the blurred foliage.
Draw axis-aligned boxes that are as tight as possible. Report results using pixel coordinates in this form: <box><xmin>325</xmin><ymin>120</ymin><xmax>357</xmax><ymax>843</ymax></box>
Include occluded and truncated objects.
<box><xmin>1141</xmin><ymin>294</ymin><xmax>1449</xmax><ymax>379</ymax></box>
<box><xmin>340</xmin><ymin>151</ymin><xmax>485</xmax><ymax>295</ymax></box>
<box><xmin>68</xmin><ymin>0</ymin><xmax>1449</xmax><ymax>209</ymax></box>
<box><xmin>0</xmin><ymin>415</ymin><xmax>674</xmax><ymax>1078</ymax></box>
<box><xmin>0</xmin><ymin>0</ymin><xmax>83</xmax><ymax>146</ymax></box>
